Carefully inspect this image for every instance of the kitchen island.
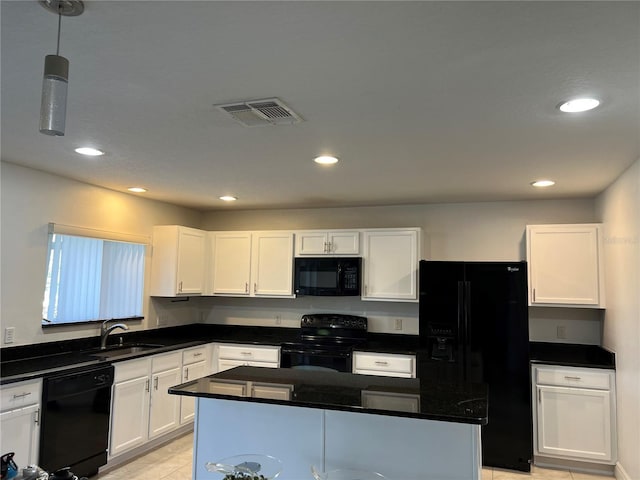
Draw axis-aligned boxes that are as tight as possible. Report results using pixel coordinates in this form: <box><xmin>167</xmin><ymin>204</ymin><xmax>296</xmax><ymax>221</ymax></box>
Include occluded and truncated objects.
<box><xmin>169</xmin><ymin>366</ymin><xmax>488</xmax><ymax>480</ymax></box>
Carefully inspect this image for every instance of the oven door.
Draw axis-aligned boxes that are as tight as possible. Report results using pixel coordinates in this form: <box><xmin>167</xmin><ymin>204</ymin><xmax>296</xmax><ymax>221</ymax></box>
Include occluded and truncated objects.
<box><xmin>280</xmin><ymin>344</ymin><xmax>352</xmax><ymax>373</ymax></box>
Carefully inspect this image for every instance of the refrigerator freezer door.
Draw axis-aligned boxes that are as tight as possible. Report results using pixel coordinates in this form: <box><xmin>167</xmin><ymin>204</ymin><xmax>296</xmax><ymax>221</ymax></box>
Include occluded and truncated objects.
<box><xmin>418</xmin><ymin>261</ymin><xmax>465</xmax><ymax>361</ymax></box>
<box><xmin>465</xmin><ymin>262</ymin><xmax>532</xmax><ymax>472</ymax></box>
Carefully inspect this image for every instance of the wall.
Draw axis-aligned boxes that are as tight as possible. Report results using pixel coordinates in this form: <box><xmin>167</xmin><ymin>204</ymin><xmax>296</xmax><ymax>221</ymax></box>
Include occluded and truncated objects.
<box><xmin>0</xmin><ymin>162</ymin><xmax>203</xmax><ymax>346</ymax></box>
<box><xmin>0</xmin><ymin>161</ymin><xmax>607</xmax><ymax>345</ymax></box>
<box><xmin>201</xmin><ymin>199</ymin><xmax>603</xmax><ymax>341</ymax></box>
<box><xmin>596</xmin><ymin>158</ymin><xmax>640</xmax><ymax>480</ymax></box>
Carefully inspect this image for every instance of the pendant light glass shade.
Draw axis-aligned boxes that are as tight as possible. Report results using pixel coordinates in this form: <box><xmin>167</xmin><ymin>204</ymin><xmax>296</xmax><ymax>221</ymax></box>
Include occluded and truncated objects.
<box><xmin>40</xmin><ymin>54</ymin><xmax>69</xmax><ymax>136</ymax></box>
<box><xmin>38</xmin><ymin>0</ymin><xmax>83</xmax><ymax>136</ymax></box>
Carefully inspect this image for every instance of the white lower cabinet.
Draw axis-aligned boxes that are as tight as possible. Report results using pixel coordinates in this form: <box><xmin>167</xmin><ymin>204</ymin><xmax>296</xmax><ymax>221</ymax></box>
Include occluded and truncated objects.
<box><xmin>180</xmin><ymin>345</ymin><xmax>210</xmax><ymax>424</ymax></box>
<box><xmin>216</xmin><ymin>344</ymin><xmax>280</xmax><ymax>372</ymax></box>
<box><xmin>0</xmin><ymin>378</ymin><xmax>42</xmax><ymax>467</ymax></box>
<box><xmin>352</xmin><ymin>352</ymin><xmax>416</xmax><ymax>378</ymax></box>
<box><xmin>532</xmin><ymin>365</ymin><xmax>617</xmax><ymax>465</ymax></box>
<box><xmin>148</xmin><ymin>352</ymin><xmax>182</xmax><ymax>439</ymax></box>
<box><xmin>110</xmin><ymin>357</ymin><xmax>151</xmax><ymax>457</ymax></box>
<box><xmin>110</xmin><ymin>350</ymin><xmax>184</xmax><ymax>458</ymax></box>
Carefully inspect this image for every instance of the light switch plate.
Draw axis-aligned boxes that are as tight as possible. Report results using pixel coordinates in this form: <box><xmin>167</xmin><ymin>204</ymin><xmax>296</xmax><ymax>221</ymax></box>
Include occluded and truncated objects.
<box><xmin>556</xmin><ymin>326</ymin><xmax>567</xmax><ymax>339</ymax></box>
<box><xmin>4</xmin><ymin>327</ymin><xmax>15</xmax><ymax>344</ymax></box>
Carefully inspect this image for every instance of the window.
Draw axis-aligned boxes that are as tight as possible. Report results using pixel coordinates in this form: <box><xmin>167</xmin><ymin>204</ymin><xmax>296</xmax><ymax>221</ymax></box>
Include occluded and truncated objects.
<box><xmin>42</xmin><ymin>228</ymin><xmax>146</xmax><ymax>325</ymax></box>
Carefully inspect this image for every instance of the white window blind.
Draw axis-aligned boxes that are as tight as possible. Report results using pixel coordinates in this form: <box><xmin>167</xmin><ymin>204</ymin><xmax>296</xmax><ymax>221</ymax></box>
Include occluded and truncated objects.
<box><xmin>43</xmin><ymin>232</ymin><xmax>146</xmax><ymax>324</ymax></box>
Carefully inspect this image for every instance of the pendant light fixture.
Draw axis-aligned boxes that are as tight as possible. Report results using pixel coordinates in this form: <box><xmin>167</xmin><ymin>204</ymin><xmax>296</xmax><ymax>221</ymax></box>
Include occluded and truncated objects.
<box><xmin>38</xmin><ymin>0</ymin><xmax>84</xmax><ymax>136</ymax></box>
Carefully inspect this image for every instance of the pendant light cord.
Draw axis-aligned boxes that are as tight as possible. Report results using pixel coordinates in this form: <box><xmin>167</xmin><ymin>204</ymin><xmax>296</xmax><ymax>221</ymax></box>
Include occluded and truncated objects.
<box><xmin>56</xmin><ymin>7</ymin><xmax>62</xmax><ymax>55</ymax></box>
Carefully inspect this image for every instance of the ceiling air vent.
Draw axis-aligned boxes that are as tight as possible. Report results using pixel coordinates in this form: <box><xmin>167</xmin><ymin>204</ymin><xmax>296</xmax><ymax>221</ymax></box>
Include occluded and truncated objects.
<box><xmin>216</xmin><ymin>98</ymin><xmax>303</xmax><ymax>127</ymax></box>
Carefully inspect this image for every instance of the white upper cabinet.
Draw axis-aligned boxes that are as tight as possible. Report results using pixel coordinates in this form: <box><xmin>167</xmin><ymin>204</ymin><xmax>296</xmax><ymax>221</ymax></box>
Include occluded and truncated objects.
<box><xmin>251</xmin><ymin>232</ymin><xmax>295</xmax><ymax>296</ymax></box>
<box><xmin>362</xmin><ymin>228</ymin><xmax>420</xmax><ymax>302</ymax></box>
<box><xmin>295</xmin><ymin>230</ymin><xmax>360</xmax><ymax>256</ymax></box>
<box><xmin>210</xmin><ymin>232</ymin><xmax>252</xmax><ymax>295</ymax></box>
<box><xmin>209</xmin><ymin>231</ymin><xmax>294</xmax><ymax>297</ymax></box>
<box><xmin>150</xmin><ymin>225</ymin><xmax>206</xmax><ymax>296</ymax></box>
<box><xmin>526</xmin><ymin>224</ymin><xmax>605</xmax><ymax>308</ymax></box>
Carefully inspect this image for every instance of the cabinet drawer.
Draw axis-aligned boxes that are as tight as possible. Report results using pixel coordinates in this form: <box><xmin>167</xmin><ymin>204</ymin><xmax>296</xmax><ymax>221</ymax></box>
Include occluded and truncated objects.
<box><xmin>0</xmin><ymin>379</ymin><xmax>42</xmax><ymax>411</ymax></box>
<box><xmin>353</xmin><ymin>352</ymin><xmax>415</xmax><ymax>376</ymax></box>
<box><xmin>114</xmin><ymin>357</ymin><xmax>151</xmax><ymax>383</ymax></box>
<box><xmin>536</xmin><ymin>367</ymin><xmax>611</xmax><ymax>390</ymax></box>
<box><xmin>183</xmin><ymin>346</ymin><xmax>207</xmax><ymax>365</ymax></box>
<box><xmin>218</xmin><ymin>345</ymin><xmax>280</xmax><ymax>363</ymax></box>
<box><xmin>152</xmin><ymin>351</ymin><xmax>182</xmax><ymax>373</ymax></box>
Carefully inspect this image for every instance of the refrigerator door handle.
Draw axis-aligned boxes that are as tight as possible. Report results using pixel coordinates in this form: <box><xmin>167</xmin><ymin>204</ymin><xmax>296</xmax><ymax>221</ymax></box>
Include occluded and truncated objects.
<box><xmin>457</xmin><ymin>280</ymin><xmax>464</xmax><ymax>341</ymax></box>
<box><xmin>457</xmin><ymin>281</ymin><xmax>465</xmax><ymax>367</ymax></box>
<box><xmin>464</xmin><ymin>280</ymin><xmax>471</xmax><ymax>347</ymax></box>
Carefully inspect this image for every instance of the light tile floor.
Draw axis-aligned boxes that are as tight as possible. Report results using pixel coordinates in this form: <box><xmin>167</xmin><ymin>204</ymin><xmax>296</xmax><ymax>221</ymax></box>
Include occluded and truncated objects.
<box><xmin>90</xmin><ymin>433</ymin><xmax>614</xmax><ymax>480</ymax></box>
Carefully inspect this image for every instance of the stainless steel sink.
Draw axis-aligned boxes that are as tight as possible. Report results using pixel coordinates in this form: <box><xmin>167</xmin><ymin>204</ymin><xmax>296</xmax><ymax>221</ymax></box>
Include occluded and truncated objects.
<box><xmin>91</xmin><ymin>344</ymin><xmax>164</xmax><ymax>359</ymax></box>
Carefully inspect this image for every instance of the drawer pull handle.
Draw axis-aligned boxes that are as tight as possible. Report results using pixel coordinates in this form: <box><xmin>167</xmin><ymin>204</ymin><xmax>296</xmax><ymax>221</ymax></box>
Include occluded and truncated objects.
<box><xmin>564</xmin><ymin>376</ymin><xmax>582</xmax><ymax>380</ymax></box>
<box><xmin>193</xmin><ymin>353</ymin><xmax>203</xmax><ymax>357</ymax></box>
<box><xmin>240</xmin><ymin>352</ymin><xmax>252</xmax><ymax>356</ymax></box>
<box><xmin>374</xmin><ymin>361</ymin><xmax>389</xmax><ymax>366</ymax></box>
<box><xmin>12</xmin><ymin>392</ymin><xmax>31</xmax><ymax>399</ymax></box>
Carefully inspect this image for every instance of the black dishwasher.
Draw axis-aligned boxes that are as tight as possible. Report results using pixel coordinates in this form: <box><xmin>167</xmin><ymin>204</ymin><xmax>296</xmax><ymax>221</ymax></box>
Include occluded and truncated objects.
<box><xmin>40</xmin><ymin>364</ymin><xmax>114</xmax><ymax>478</ymax></box>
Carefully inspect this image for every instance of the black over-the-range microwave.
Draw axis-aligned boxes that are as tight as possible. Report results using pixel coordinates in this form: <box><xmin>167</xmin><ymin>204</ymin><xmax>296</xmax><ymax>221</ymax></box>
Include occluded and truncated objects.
<box><xmin>293</xmin><ymin>257</ymin><xmax>362</xmax><ymax>296</ymax></box>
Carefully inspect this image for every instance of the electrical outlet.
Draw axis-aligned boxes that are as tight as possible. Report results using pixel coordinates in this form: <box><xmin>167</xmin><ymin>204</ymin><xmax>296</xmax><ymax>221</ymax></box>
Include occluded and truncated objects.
<box><xmin>557</xmin><ymin>326</ymin><xmax>567</xmax><ymax>339</ymax></box>
<box><xmin>394</xmin><ymin>318</ymin><xmax>403</xmax><ymax>331</ymax></box>
<box><xmin>4</xmin><ymin>327</ymin><xmax>15</xmax><ymax>344</ymax></box>
<box><xmin>275</xmin><ymin>315</ymin><xmax>282</xmax><ymax>325</ymax></box>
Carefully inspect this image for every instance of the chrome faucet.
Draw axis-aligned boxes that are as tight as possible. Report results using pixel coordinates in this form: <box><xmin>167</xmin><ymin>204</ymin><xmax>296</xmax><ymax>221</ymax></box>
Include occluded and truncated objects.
<box><xmin>100</xmin><ymin>320</ymin><xmax>129</xmax><ymax>349</ymax></box>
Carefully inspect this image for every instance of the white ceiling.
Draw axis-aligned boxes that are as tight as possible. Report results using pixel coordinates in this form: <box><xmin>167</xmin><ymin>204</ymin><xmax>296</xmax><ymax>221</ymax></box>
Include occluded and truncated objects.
<box><xmin>1</xmin><ymin>1</ymin><xmax>639</xmax><ymax>211</ymax></box>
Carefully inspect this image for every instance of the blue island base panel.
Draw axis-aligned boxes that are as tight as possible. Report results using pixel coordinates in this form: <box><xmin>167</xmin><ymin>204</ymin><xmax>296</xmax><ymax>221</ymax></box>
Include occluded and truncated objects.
<box><xmin>193</xmin><ymin>398</ymin><xmax>481</xmax><ymax>480</ymax></box>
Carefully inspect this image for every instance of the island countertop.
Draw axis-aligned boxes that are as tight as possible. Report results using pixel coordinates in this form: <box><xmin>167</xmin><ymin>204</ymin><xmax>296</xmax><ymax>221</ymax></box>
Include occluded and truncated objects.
<box><xmin>169</xmin><ymin>365</ymin><xmax>488</xmax><ymax>425</ymax></box>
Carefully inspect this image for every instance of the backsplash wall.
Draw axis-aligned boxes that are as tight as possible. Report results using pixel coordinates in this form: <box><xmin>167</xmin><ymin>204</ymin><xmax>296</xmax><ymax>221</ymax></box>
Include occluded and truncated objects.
<box><xmin>200</xmin><ymin>199</ymin><xmax>603</xmax><ymax>342</ymax></box>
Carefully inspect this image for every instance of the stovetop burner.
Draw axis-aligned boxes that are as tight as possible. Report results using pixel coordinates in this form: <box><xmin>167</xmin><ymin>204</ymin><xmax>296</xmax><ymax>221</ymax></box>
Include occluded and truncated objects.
<box><xmin>297</xmin><ymin>313</ymin><xmax>367</xmax><ymax>348</ymax></box>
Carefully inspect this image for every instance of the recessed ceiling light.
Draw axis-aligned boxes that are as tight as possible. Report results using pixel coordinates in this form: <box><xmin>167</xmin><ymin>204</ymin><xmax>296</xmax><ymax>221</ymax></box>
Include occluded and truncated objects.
<box><xmin>531</xmin><ymin>180</ymin><xmax>556</xmax><ymax>188</ymax></box>
<box><xmin>558</xmin><ymin>98</ymin><xmax>600</xmax><ymax>113</ymax></box>
<box><xmin>128</xmin><ymin>187</ymin><xmax>147</xmax><ymax>193</ymax></box>
<box><xmin>219</xmin><ymin>195</ymin><xmax>237</xmax><ymax>202</ymax></box>
<box><xmin>74</xmin><ymin>147</ymin><xmax>104</xmax><ymax>156</ymax></box>
<box><xmin>314</xmin><ymin>155</ymin><xmax>339</xmax><ymax>165</ymax></box>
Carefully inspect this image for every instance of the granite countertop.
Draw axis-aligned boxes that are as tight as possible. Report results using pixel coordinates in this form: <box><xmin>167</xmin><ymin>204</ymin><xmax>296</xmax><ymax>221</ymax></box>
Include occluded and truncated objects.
<box><xmin>4</xmin><ymin>323</ymin><xmax>615</xmax><ymax>385</ymax></box>
<box><xmin>529</xmin><ymin>342</ymin><xmax>615</xmax><ymax>369</ymax></box>
<box><xmin>169</xmin><ymin>365</ymin><xmax>488</xmax><ymax>425</ymax></box>
<box><xmin>0</xmin><ymin>324</ymin><xmax>418</xmax><ymax>384</ymax></box>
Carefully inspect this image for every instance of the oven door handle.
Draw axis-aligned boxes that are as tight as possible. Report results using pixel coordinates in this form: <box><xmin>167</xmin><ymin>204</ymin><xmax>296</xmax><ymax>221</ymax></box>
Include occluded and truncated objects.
<box><xmin>281</xmin><ymin>348</ymin><xmax>351</xmax><ymax>358</ymax></box>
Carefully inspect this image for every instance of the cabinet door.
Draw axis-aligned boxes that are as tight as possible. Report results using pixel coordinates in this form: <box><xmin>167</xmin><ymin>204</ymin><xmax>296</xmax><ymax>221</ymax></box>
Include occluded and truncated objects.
<box><xmin>362</xmin><ymin>230</ymin><xmax>418</xmax><ymax>301</ymax></box>
<box><xmin>109</xmin><ymin>376</ymin><xmax>150</xmax><ymax>457</ymax></box>
<box><xmin>218</xmin><ymin>359</ymin><xmax>279</xmax><ymax>372</ymax></box>
<box><xmin>295</xmin><ymin>231</ymin><xmax>359</xmax><ymax>255</ymax></box>
<box><xmin>252</xmin><ymin>232</ymin><xmax>294</xmax><ymax>296</ymax></box>
<box><xmin>150</xmin><ymin>225</ymin><xmax>205</xmax><ymax>296</ymax></box>
<box><xmin>212</xmin><ymin>232</ymin><xmax>252</xmax><ymax>295</ymax></box>
<box><xmin>148</xmin><ymin>367</ymin><xmax>182</xmax><ymax>439</ymax></box>
<box><xmin>176</xmin><ymin>227</ymin><xmax>205</xmax><ymax>294</ymax></box>
<box><xmin>536</xmin><ymin>385</ymin><xmax>613</xmax><ymax>462</ymax></box>
<box><xmin>296</xmin><ymin>231</ymin><xmax>330</xmax><ymax>255</ymax></box>
<box><xmin>353</xmin><ymin>352</ymin><xmax>416</xmax><ymax>378</ymax></box>
<box><xmin>180</xmin><ymin>360</ymin><xmax>207</xmax><ymax>424</ymax></box>
<box><xmin>327</xmin><ymin>231</ymin><xmax>360</xmax><ymax>254</ymax></box>
<box><xmin>0</xmin><ymin>404</ymin><xmax>40</xmax><ymax>466</ymax></box>
<box><xmin>527</xmin><ymin>225</ymin><xmax>603</xmax><ymax>307</ymax></box>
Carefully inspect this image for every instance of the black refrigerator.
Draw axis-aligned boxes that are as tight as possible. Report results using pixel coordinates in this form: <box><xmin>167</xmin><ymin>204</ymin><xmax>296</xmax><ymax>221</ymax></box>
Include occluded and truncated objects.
<box><xmin>418</xmin><ymin>260</ymin><xmax>532</xmax><ymax>472</ymax></box>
